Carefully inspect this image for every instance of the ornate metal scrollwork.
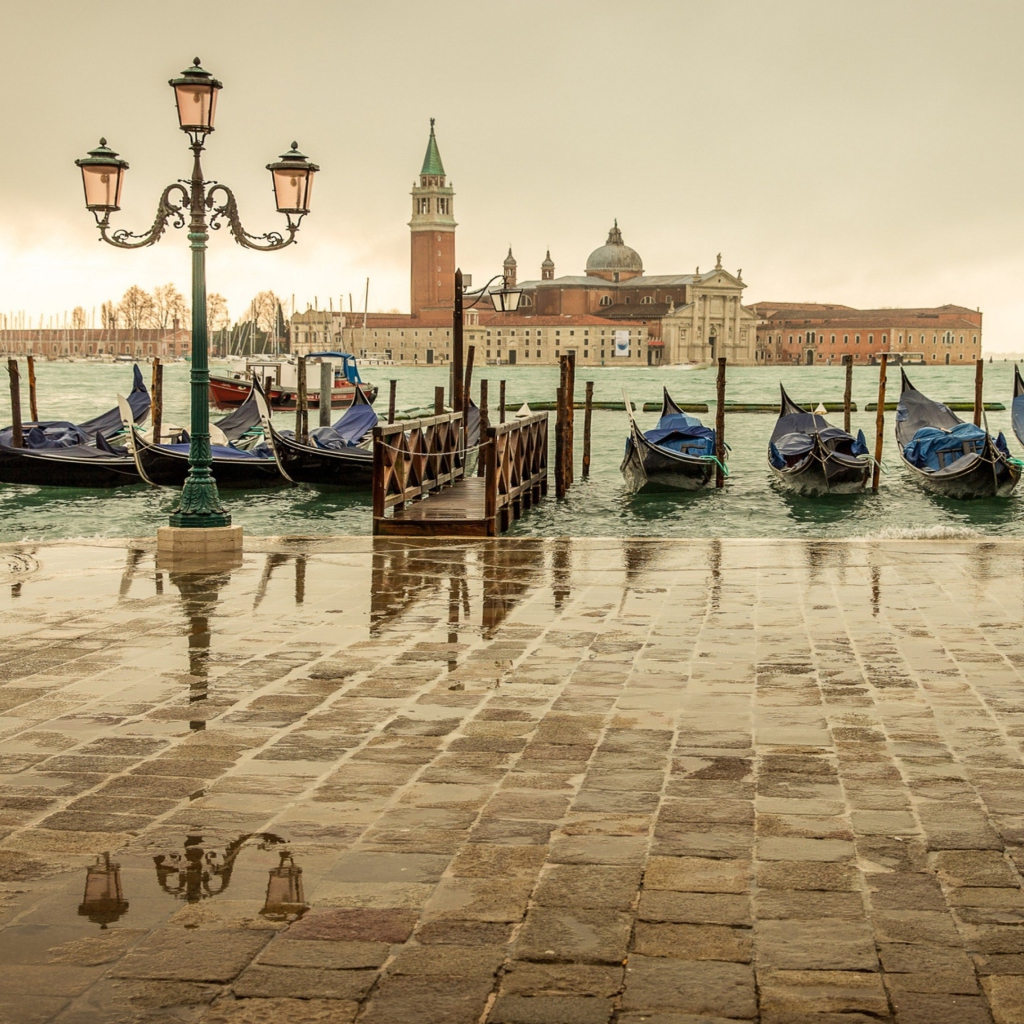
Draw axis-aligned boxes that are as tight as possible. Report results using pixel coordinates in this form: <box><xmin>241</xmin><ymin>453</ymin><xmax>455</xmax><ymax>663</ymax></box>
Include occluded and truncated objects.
<box><xmin>98</xmin><ymin>183</ymin><xmax>190</xmax><ymax>249</ymax></box>
<box><xmin>206</xmin><ymin>183</ymin><xmax>299</xmax><ymax>251</ymax></box>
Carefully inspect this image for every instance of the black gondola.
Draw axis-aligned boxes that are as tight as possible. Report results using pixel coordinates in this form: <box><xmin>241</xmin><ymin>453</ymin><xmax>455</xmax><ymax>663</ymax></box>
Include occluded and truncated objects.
<box><xmin>896</xmin><ymin>370</ymin><xmax>1020</xmax><ymax>499</ymax></box>
<box><xmin>119</xmin><ymin>395</ymin><xmax>286</xmax><ymax>490</ymax></box>
<box><xmin>620</xmin><ymin>387</ymin><xmax>720</xmax><ymax>493</ymax></box>
<box><xmin>0</xmin><ymin>443</ymin><xmax>141</xmax><ymax>488</ymax></box>
<box><xmin>1012</xmin><ymin>365</ymin><xmax>1024</xmax><ymax>449</ymax></box>
<box><xmin>767</xmin><ymin>386</ymin><xmax>871</xmax><ymax>496</ymax></box>
<box><xmin>0</xmin><ymin>363</ymin><xmax>149</xmax><ymax>450</ymax></box>
<box><xmin>255</xmin><ymin>383</ymin><xmax>375</xmax><ymax>488</ymax></box>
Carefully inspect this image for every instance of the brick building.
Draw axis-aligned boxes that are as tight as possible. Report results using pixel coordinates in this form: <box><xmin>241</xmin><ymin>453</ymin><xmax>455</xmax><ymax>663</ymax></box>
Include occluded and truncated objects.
<box><xmin>752</xmin><ymin>303</ymin><xmax>983</xmax><ymax>365</ymax></box>
<box><xmin>325</xmin><ymin>123</ymin><xmax>650</xmax><ymax>367</ymax></box>
<box><xmin>0</xmin><ymin>325</ymin><xmax>191</xmax><ymax>360</ymax></box>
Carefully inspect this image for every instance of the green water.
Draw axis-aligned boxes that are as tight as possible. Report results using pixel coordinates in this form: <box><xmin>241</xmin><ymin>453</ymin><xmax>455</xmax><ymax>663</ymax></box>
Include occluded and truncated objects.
<box><xmin>2</xmin><ymin>360</ymin><xmax>1023</xmax><ymax>541</ymax></box>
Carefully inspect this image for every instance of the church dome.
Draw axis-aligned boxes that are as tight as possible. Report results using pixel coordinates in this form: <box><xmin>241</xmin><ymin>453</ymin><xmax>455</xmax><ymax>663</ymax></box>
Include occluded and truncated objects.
<box><xmin>586</xmin><ymin>220</ymin><xmax>642</xmax><ymax>277</ymax></box>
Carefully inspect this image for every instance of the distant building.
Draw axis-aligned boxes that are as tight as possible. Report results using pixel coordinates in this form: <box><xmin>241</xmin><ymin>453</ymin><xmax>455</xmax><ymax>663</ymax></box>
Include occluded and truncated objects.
<box><xmin>0</xmin><ymin>324</ymin><xmax>190</xmax><ymax>360</ymax></box>
<box><xmin>752</xmin><ymin>302</ymin><xmax>983</xmax><ymax>365</ymax></box>
<box><xmin>324</xmin><ymin>123</ymin><xmax>651</xmax><ymax>367</ymax></box>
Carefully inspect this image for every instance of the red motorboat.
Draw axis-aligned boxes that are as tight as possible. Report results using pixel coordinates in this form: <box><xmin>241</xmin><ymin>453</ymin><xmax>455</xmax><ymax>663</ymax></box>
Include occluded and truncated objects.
<box><xmin>209</xmin><ymin>353</ymin><xmax>377</xmax><ymax>410</ymax></box>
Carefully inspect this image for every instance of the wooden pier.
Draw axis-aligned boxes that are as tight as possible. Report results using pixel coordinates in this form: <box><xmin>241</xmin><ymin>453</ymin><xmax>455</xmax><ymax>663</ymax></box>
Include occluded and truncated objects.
<box><xmin>372</xmin><ymin>409</ymin><xmax>548</xmax><ymax>537</ymax></box>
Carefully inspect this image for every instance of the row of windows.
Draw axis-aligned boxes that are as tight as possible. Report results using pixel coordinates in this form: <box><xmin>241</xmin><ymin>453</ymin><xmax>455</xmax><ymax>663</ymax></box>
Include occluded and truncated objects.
<box><xmin>765</xmin><ymin>331</ymin><xmax>979</xmax><ymax>346</ymax></box>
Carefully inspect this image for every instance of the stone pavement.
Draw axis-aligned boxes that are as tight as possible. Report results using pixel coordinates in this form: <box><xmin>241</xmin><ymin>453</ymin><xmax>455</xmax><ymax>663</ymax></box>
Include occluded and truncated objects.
<box><xmin>1</xmin><ymin>537</ymin><xmax>1024</xmax><ymax>1023</ymax></box>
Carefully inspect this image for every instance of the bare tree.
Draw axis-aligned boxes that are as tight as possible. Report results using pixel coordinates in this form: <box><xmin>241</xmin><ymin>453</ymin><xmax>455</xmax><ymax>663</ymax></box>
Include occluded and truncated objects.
<box><xmin>70</xmin><ymin>307</ymin><xmax>87</xmax><ymax>330</ymax></box>
<box><xmin>207</xmin><ymin>293</ymin><xmax>230</xmax><ymax>333</ymax></box>
<box><xmin>118</xmin><ymin>286</ymin><xmax>157</xmax><ymax>329</ymax></box>
<box><xmin>101</xmin><ymin>300</ymin><xmax>118</xmax><ymax>328</ymax></box>
<box><xmin>153</xmin><ymin>283</ymin><xmax>189</xmax><ymax>329</ymax></box>
<box><xmin>248</xmin><ymin>291</ymin><xmax>283</xmax><ymax>333</ymax></box>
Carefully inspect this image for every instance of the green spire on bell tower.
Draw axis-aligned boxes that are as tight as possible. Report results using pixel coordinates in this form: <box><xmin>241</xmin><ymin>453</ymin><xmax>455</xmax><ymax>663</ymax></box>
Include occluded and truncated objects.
<box><xmin>421</xmin><ymin>118</ymin><xmax>445</xmax><ymax>177</ymax></box>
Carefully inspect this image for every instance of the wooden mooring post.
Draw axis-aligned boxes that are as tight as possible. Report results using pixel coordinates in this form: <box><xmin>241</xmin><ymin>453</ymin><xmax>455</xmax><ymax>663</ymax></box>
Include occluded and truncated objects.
<box><xmin>26</xmin><ymin>355</ymin><xmax>38</xmax><ymax>423</ymax></box>
<box><xmin>6</xmin><ymin>359</ymin><xmax>22</xmax><ymax>448</ymax></box>
<box><xmin>843</xmin><ymin>354</ymin><xmax>853</xmax><ymax>433</ymax></box>
<box><xmin>715</xmin><ymin>357</ymin><xmax>727</xmax><ymax>488</ymax></box>
<box><xmin>872</xmin><ymin>354</ymin><xmax>887</xmax><ymax>493</ymax></box>
<box><xmin>319</xmin><ymin>361</ymin><xmax>332</xmax><ymax>426</ymax></box>
<box><xmin>974</xmin><ymin>358</ymin><xmax>984</xmax><ymax>426</ymax></box>
<box><xmin>464</xmin><ymin>345</ymin><xmax>475</xmax><ymax>412</ymax></box>
<box><xmin>582</xmin><ymin>380</ymin><xmax>594</xmax><ymax>480</ymax></box>
<box><xmin>499</xmin><ymin>380</ymin><xmax>506</xmax><ymax>423</ymax></box>
<box><xmin>478</xmin><ymin>380</ymin><xmax>489</xmax><ymax>477</ymax></box>
<box><xmin>561</xmin><ymin>385</ymin><xmax>569</xmax><ymax>499</ymax></box>
<box><xmin>434</xmin><ymin>386</ymin><xmax>445</xmax><ymax>415</ymax></box>
<box><xmin>388</xmin><ymin>379</ymin><xmax>397</xmax><ymax>424</ymax></box>
<box><xmin>295</xmin><ymin>355</ymin><xmax>308</xmax><ymax>443</ymax></box>
<box><xmin>565</xmin><ymin>351</ymin><xmax>575</xmax><ymax>486</ymax></box>
<box><xmin>151</xmin><ymin>358</ymin><xmax>163</xmax><ymax>444</ymax></box>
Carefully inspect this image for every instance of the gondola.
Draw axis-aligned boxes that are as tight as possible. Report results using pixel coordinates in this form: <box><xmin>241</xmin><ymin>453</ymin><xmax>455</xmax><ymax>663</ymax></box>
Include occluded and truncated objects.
<box><xmin>1011</xmin><ymin>365</ymin><xmax>1024</xmax><ymax>449</ymax></box>
<box><xmin>119</xmin><ymin>395</ymin><xmax>286</xmax><ymax>490</ymax></box>
<box><xmin>896</xmin><ymin>370</ymin><xmax>1019</xmax><ymax>499</ymax></box>
<box><xmin>620</xmin><ymin>387</ymin><xmax>720</xmax><ymax>492</ymax></box>
<box><xmin>0</xmin><ymin>363</ymin><xmax>149</xmax><ymax>449</ymax></box>
<box><xmin>0</xmin><ymin>442</ymin><xmax>142</xmax><ymax>488</ymax></box>
<box><xmin>767</xmin><ymin>386</ymin><xmax>871</xmax><ymax>495</ymax></box>
<box><xmin>255</xmin><ymin>383</ymin><xmax>376</xmax><ymax>488</ymax></box>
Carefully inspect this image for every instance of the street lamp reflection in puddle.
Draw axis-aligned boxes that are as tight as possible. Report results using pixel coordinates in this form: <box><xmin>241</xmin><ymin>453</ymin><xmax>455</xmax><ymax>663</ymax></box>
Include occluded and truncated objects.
<box><xmin>261</xmin><ymin>850</ymin><xmax>308</xmax><ymax>922</ymax></box>
<box><xmin>153</xmin><ymin>833</ymin><xmax>296</xmax><ymax>911</ymax></box>
<box><xmin>78</xmin><ymin>853</ymin><xmax>129</xmax><ymax>929</ymax></box>
<box><xmin>168</xmin><ymin>570</ymin><xmax>233</xmax><ymax>730</ymax></box>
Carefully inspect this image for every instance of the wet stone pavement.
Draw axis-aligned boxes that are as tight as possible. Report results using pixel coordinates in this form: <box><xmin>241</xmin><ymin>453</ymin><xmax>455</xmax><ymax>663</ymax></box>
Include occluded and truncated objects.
<box><xmin>1</xmin><ymin>538</ymin><xmax>1024</xmax><ymax>1023</ymax></box>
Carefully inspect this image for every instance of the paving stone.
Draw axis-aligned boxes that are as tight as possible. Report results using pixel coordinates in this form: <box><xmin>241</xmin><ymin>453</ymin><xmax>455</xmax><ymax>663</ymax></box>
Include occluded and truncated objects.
<box><xmin>514</xmin><ymin>908</ymin><xmax>633</xmax><ymax>963</ymax></box>
<box><xmin>449</xmin><ymin>844</ymin><xmax>548</xmax><ymax>877</ymax></box>
<box><xmin>203</xmin><ymin>995</ymin><xmax>360</xmax><ymax>1023</ymax></box>
<box><xmin>620</xmin><ymin>955</ymin><xmax>756</xmax><ymax>1018</ymax></box>
<box><xmin>415</xmin><ymin>920</ymin><xmax>514</xmax><ymax>945</ymax></box>
<box><xmin>287</xmin><ymin>909</ymin><xmax>418</xmax><ymax>944</ymax></box>
<box><xmin>983</xmin><ymin>974</ymin><xmax>1024</xmax><ymax>1023</ymax></box>
<box><xmin>756</xmin><ymin>861</ymin><xmax>859</xmax><ymax>891</ymax></box>
<box><xmin>637</xmin><ymin>890</ymin><xmax>752</xmax><ymax>926</ymax></box>
<box><xmin>488</xmin><ymin>994</ymin><xmax>613</xmax><ymax>1024</ymax></box>
<box><xmin>256</xmin><ymin>939</ymin><xmax>390</xmax><ymax>969</ymax></box>
<box><xmin>757</xmin><ymin>969</ymin><xmax>889</xmax><ymax>1023</ymax></box>
<box><xmin>112</xmin><ymin>930</ymin><xmax>270</xmax><ymax>983</ymax></box>
<box><xmin>387</xmin><ymin>943</ymin><xmax>505</xmax><ymax>977</ymax></box>
<box><xmin>421</xmin><ymin>876</ymin><xmax>534</xmax><ymax>921</ymax></box>
<box><xmin>499</xmin><ymin>962</ymin><xmax>623</xmax><ymax>997</ymax></box>
<box><xmin>533</xmin><ymin>864</ymin><xmax>642</xmax><ymax>910</ymax></box>
<box><xmin>644</xmin><ymin>856</ymin><xmax>751</xmax><ymax>894</ymax></box>
<box><xmin>934</xmin><ymin>851</ymin><xmax>1021</xmax><ymax>888</ymax></box>
<box><xmin>633</xmin><ymin>922</ymin><xmax>751</xmax><ymax>962</ymax></box>
<box><xmin>232</xmin><ymin>965</ymin><xmax>376</xmax><ymax>999</ymax></box>
<box><xmin>359</xmin><ymin>975</ymin><xmax>494</xmax><ymax>1024</ymax></box>
<box><xmin>755</xmin><ymin>889</ymin><xmax>865</xmax><ymax>920</ymax></box>
<box><xmin>887</xmin><ymin>991</ymin><xmax>995</xmax><ymax>1023</ymax></box>
<box><xmin>754</xmin><ymin>919</ymin><xmax>878</xmax><ymax>970</ymax></box>
<box><xmin>872</xmin><ymin>910</ymin><xmax>963</xmax><ymax>946</ymax></box>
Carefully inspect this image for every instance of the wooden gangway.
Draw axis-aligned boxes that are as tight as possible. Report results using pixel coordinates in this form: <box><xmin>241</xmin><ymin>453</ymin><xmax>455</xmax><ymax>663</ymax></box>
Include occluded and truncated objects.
<box><xmin>372</xmin><ymin>410</ymin><xmax>548</xmax><ymax>537</ymax></box>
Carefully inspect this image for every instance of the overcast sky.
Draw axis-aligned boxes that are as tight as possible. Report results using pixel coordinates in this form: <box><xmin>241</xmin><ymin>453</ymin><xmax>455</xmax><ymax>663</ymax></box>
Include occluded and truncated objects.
<box><xmin>6</xmin><ymin>0</ymin><xmax>1024</xmax><ymax>348</ymax></box>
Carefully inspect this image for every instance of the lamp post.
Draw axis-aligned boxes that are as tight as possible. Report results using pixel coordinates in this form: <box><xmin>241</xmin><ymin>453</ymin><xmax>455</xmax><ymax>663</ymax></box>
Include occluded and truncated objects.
<box><xmin>452</xmin><ymin>269</ymin><xmax>521</xmax><ymax>415</ymax></box>
<box><xmin>75</xmin><ymin>58</ymin><xmax>318</xmax><ymax>534</ymax></box>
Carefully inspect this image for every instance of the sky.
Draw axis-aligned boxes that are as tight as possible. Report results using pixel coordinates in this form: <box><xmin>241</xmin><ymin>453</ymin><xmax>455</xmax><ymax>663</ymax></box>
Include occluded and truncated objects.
<box><xmin>6</xmin><ymin>0</ymin><xmax>1024</xmax><ymax>349</ymax></box>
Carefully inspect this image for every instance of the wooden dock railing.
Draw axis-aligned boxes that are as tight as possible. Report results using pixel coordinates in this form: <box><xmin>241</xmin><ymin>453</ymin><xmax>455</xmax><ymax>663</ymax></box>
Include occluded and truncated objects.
<box><xmin>483</xmin><ymin>412</ymin><xmax>549</xmax><ymax>534</ymax></box>
<box><xmin>372</xmin><ymin>410</ymin><xmax>548</xmax><ymax>536</ymax></box>
<box><xmin>372</xmin><ymin>411</ymin><xmax>465</xmax><ymax>519</ymax></box>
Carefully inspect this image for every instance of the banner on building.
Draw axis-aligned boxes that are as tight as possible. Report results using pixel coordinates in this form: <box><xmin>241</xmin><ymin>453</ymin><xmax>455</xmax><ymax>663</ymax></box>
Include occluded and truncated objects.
<box><xmin>614</xmin><ymin>330</ymin><xmax>630</xmax><ymax>357</ymax></box>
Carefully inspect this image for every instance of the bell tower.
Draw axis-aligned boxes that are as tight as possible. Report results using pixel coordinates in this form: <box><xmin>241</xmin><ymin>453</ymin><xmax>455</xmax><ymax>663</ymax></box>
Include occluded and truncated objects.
<box><xmin>409</xmin><ymin>119</ymin><xmax>456</xmax><ymax>317</ymax></box>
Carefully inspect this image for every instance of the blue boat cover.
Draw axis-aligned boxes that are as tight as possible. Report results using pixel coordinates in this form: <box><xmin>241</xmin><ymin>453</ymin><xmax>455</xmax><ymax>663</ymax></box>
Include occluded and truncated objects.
<box><xmin>0</xmin><ymin>364</ymin><xmax>149</xmax><ymax>449</ymax></box>
<box><xmin>902</xmin><ymin>423</ymin><xmax>993</xmax><ymax>470</ymax></box>
<box><xmin>644</xmin><ymin>412</ymin><xmax>716</xmax><ymax>457</ymax></box>
<box><xmin>159</xmin><ymin>442</ymin><xmax>270</xmax><ymax>461</ymax></box>
<box><xmin>768</xmin><ymin>429</ymin><xmax>868</xmax><ymax>469</ymax></box>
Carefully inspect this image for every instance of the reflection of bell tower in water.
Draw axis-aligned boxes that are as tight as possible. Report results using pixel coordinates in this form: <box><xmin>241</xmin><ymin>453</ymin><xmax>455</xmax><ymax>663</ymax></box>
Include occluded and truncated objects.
<box><xmin>409</xmin><ymin>119</ymin><xmax>456</xmax><ymax>317</ymax></box>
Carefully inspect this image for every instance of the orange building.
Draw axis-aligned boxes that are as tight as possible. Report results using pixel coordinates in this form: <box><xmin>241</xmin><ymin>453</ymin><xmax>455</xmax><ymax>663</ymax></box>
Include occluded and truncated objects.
<box><xmin>752</xmin><ymin>302</ymin><xmax>983</xmax><ymax>366</ymax></box>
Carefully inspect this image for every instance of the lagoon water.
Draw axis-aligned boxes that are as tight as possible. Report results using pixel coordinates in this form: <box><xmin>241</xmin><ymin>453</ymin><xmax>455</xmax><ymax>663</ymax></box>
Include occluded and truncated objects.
<box><xmin>2</xmin><ymin>359</ymin><xmax>1023</xmax><ymax>542</ymax></box>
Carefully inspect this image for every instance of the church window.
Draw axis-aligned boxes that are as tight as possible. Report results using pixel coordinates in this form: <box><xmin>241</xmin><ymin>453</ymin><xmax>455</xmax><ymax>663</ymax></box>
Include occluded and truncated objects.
<box><xmin>869</xmin><ymin>334</ymin><xmax>873</xmax><ymax>344</ymax></box>
<box><xmin>570</xmin><ymin>330</ymin><xmax>574</xmax><ymax>336</ymax></box>
<box><xmin>843</xmin><ymin>335</ymin><xmax>848</xmax><ymax>343</ymax></box>
<box><xmin>600</xmin><ymin>296</ymin><xmax>611</xmax><ymax>306</ymax></box>
<box><xmin>524</xmin><ymin>349</ymin><xmax>529</xmax><ymax>357</ymax></box>
<box><xmin>536</xmin><ymin>351</ymin><xmax>540</xmax><ymax>358</ymax></box>
<box><xmin>959</xmin><ymin>335</ymin><xmax>964</xmax><ymax>343</ymax></box>
<box><xmin>640</xmin><ymin>296</ymin><xmax>652</xmax><ymax>304</ymax></box>
<box><xmin>555</xmin><ymin>350</ymin><xmax>559</xmax><ymax>357</ymax></box>
<box><xmin>831</xmin><ymin>335</ymin><xmax>836</xmax><ymax>344</ymax></box>
<box><xmin>856</xmin><ymin>335</ymin><xmax>860</xmax><ymax>344</ymax></box>
<box><xmin>584</xmin><ymin>350</ymin><xmax>589</xmax><ymax>358</ymax></box>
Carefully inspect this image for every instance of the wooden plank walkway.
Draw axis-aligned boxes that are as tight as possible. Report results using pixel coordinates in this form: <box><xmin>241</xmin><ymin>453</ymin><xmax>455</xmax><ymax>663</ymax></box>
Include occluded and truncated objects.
<box><xmin>375</xmin><ymin>477</ymin><xmax>492</xmax><ymax>537</ymax></box>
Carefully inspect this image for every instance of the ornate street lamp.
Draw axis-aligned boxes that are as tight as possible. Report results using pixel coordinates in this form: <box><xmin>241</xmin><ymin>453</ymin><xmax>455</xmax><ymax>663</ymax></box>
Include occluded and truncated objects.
<box><xmin>75</xmin><ymin>58</ymin><xmax>319</xmax><ymax>532</ymax></box>
<box><xmin>452</xmin><ymin>269</ymin><xmax>522</xmax><ymax>414</ymax></box>
<box><xmin>261</xmin><ymin>850</ymin><xmax>308</xmax><ymax>921</ymax></box>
